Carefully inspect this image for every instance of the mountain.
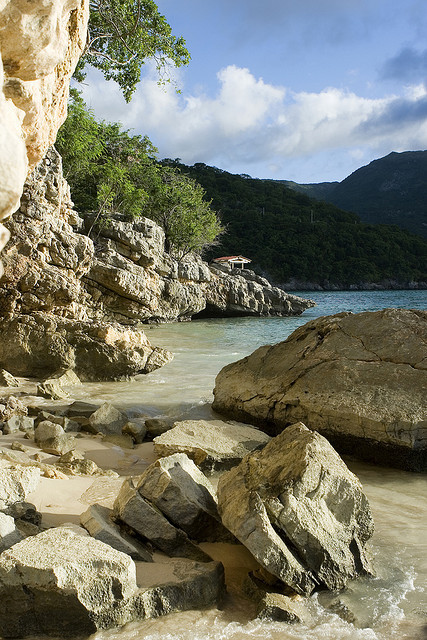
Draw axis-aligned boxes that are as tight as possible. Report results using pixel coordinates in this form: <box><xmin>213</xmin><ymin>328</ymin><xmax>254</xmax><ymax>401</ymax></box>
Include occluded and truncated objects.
<box><xmin>281</xmin><ymin>151</ymin><xmax>427</xmax><ymax>239</ymax></box>
<box><xmin>167</xmin><ymin>160</ymin><xmax>427</xmax><ymax>289</ymax></box>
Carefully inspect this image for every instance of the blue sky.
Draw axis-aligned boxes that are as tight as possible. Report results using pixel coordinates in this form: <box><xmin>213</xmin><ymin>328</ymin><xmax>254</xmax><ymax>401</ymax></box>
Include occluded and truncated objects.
<box><xmin>79</xmin><ymin>0</ymin><xmax>427</xmax><ymax>183</ymax></box>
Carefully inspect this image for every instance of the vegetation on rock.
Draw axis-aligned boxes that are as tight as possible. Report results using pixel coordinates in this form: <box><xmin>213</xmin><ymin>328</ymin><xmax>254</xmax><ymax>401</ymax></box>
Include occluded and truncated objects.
<box><xmin>56</xmin><ymin>92</ymin><xmax>222</xmax><ymax>259</ymax></box>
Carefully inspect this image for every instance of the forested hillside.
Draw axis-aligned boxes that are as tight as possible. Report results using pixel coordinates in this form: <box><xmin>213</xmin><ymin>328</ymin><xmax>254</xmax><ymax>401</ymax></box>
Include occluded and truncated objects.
<box><xmin>168</xmin><ymin>160</ymin><xmax>426</xmax><ymax>288</ymax></box>
<box><xmin>281</xmin><ymin>151</ymin><xmax>427</xmax><ymax>239</ymax></box>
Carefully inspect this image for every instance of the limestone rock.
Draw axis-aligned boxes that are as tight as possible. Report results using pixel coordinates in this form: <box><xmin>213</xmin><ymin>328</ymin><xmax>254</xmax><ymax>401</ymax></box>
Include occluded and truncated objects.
<box><xmin>80</xmin><ymin>503</ymin><xmax>152</xmax><ymax>561</ymax></box>
<box><xmin>136</xmin><ymin>454</ymin><xmax>230</xmax><ymax>542</ymax></box>
<box><xmin>0</xmin><ymin>370</ymin><xmax>19</xmax><ymax>387</ymax></box>
<box><xmin>35</xmin><ymin>420</ymin><xmax>76</xmax><ymax>456</ymax></box>
<box><xmin>0</xmin><ymin>512</ymin><xmax>23</xmax><ymax>553</ymax></box>
<box><xmin>217</xmin><ymin>423</ymin><xmax>374</xmax><ymax>595</ymax></box>
<box><xmin>213</xmin><ymin>309</ymin><xmax>427</xmax><ymax>471</ymax></box>
<box><xmin>202</xmin><ymin>264</ymin><xmax>315</xmax><ymax>317</ymax></box>
<box><xmin>0</xmin><ymin>312</ymin><xmax>172</xmax><ymax>381</ymax></box>
<box><xmin>0</xmin><ymin>463</ymin><xmax>40</xmax><ymax>510</ymax></box>
<box><xmin>37</xmin><ymin>369</ymin><xmax>82</xmax><ymax>400</ymax></box>
<box><xmin>0</xmin><ymin>527</ymin><xmax>138</xmax><ymax>637</ymax></box>
<box><xmin>154</xmin><ymin>419</ymin><xmax>270</xmax><ymax>471</ymax></box>
<box><xmin>123</xmin><ymin>420</ymin><xmax>147</xmax><ymax>444</ymax></box>
<box><xmin>144</xmin><ymin>417</ymin><xmax>173</xmax><ymax>439</ymax></box>
<box><xmin>256</xmin><ymin>593</ymin><xmax>304</xmax><ymax>623</ymax></box>
<box><xmin>3</xmin><ymin>415</ymin><xmax>34</xmax><ymax>434</ymax></box>
<box><xmin>134</xmin><ymin>558</ymin><xmax>225</xmax><ymax>619</ymax></box>
<box><xmin>0</xmin><ymin>396</ymin><xmax>27</xmax><ymax>421</ymax></box>
<box><xmin>113</xmin><ymin>478</ymin><xmax>211</xmax><ymax>562</ymax></box>
<box><xmin>87</xmin><ymin>402</ymin><xmax>128</xmax><ymax>435</ymax></box>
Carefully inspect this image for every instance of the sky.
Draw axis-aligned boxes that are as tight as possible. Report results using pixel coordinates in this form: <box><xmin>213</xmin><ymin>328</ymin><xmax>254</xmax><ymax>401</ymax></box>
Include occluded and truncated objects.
<box><xmin>79</xmin><ymin>0</ymin><xmax>427</xmax><ymax>183</ymax></box>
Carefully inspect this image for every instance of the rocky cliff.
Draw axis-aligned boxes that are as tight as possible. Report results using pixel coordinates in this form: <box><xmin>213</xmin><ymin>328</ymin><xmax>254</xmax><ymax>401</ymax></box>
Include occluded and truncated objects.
<box><xmin>0</xmin><ymin>0</ymin><xmax>89</xmax><ymax>273</ymax></box>
<box><xmin>0</xmin><ymin>149</ymin><xmax>313</xmax><ymax>378</ymax></box>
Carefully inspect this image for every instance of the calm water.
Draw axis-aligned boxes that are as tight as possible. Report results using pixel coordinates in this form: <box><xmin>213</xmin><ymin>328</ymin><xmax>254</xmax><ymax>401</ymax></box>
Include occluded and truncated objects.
<box><xmin>72</xmin><ymin>291</ymin><xmax>426</xmax><ymax>640</ymax></box>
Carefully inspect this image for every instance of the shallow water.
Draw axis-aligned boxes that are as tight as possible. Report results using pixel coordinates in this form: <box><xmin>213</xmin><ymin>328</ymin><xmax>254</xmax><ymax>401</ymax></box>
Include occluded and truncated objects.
<box><xmin>47</xmin><ymin>292</ymin><xmax>427</xmax><ymax>639</ymax></box>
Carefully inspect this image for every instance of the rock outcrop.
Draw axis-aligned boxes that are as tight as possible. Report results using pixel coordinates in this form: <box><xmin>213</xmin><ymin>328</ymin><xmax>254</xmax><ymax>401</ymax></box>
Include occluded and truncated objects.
<box><xmin>217</xmin><ymin>422</ymin><xmax>374</xmax><ymax>595</ymax></box>
<box><xmin>213</xmin><ymin>309</ymin><xmax>427</xmax><ymax>471</ymax></box>
<box><xmin>0</xmin><ymin>148</ymin><xmax>313</xmax><ymax>378</ymax></box>
<box><xmin>0</xmin><ymin>0</ymin><xmax>89</xmax><ymax>276</ymax></box>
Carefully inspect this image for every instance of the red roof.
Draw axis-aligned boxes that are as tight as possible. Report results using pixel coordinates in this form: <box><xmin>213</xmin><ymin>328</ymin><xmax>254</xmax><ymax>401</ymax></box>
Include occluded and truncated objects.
<box><xmin>213</xmin><ymin>255</ymin><xmax>251</xmax><ymax>262</ymax></box>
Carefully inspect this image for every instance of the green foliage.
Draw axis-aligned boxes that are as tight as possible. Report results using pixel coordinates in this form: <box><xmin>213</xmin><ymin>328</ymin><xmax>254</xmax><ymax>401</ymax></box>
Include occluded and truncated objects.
<box><xmin>174</xmin><ymin>162</ymin><xmax>427</xmax><ymax>286</ymax></box>
<box><xmin>56</xmin><ymin>93</ymin><xmax>222</xmax><ymax>257</ymax></box>
<box><xmin>146</xmin><ymin>166</ymin><xmax>223</xmax><ymax>259</ymax></box>
<box><xmin>74</xmin><ymin>0</ymin><xmax>191</xmax><ymax>101</ymax></box>
<box><xmin>284</xmin><ymin>151</ymin><xmax>427</xmax><ymax>239</ymax></box>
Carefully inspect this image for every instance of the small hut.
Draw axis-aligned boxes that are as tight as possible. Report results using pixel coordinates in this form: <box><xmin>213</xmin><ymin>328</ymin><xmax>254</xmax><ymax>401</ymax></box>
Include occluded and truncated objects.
<box><xmin>212</xmin><ymin>255</ymin><xmax>252</xmax><ymax>269</ymax></box>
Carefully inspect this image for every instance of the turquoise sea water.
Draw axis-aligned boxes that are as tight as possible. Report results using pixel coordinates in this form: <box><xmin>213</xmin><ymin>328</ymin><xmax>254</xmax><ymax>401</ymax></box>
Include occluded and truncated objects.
<box><xmin>72</xmin><ymin>290</ymin><xmax>426</xmax><ymax>640</ymax></box>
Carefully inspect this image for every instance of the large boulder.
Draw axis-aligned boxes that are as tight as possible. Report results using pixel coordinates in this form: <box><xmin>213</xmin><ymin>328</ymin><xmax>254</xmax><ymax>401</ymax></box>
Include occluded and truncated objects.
<box><xmin>0</xmin><ymin>312</ymin><xmax>173</xmax><ymax>381</ymax></box>
<box><xmin>135</xmin><ymin>453</ymin><xmax>231</xmax><ymax>542</ymax></box>
<box><xmin>113</xmin><ymin>478</ymin><xmax>211</xmax><ymax>562</ymax></box>
<box><xmin>0</xmin><ymin>526</ymin><xmax>139</xmax><ymax>637</ymax></box>
<box><xmin>217</xmin><ymin>423</ymin><xmax>374</xmax><ymax>595</ymax></box>
<box><xmin>154</xmin><ymin>419</ymin><xmax>271</xmax><ymax>472</ymax></box>
<box><xmin>213</xmin><ymin>309</ymin><xmax>427</xmax><ymax>471</ymax></box>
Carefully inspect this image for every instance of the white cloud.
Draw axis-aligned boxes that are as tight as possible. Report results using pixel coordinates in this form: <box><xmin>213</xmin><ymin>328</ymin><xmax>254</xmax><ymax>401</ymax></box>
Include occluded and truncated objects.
<box><xmin>79</xmin><ymin>64</ymin><xmax>427</xmax><ymax>181</ymax></box>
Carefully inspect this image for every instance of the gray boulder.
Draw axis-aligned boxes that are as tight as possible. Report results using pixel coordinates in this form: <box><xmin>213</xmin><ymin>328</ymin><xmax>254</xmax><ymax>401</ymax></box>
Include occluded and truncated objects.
<box><xmin>80</xmin><ymin>503</ymin><xmax>152</xmax><ymax>561</ymax></box>
<box><xmin>87</xmin><ymin>402</ymin><xmax>128</xmax><ymax>435</ymax></box>
<box><xmin>34</xmin><ymin>420</ymin><xmax>76</xmax><ymax>456</ymax></box>
<box><xmin>136</xmin><ymin>454</ymin><xmax>231</xmax><ymax>542</ymax></box>
<box><xmin>213</xmin><ymin>309</ymin><xmax>427</xmax><ymax>471</ymax></box>
<box><xmin>154</xmin><ymin>419</ymin><xmax>270</xmax><ymax>472</ymax></box>
<box><xmin>3</xmin><ymin>415</ymin><xmax>34</xmax><ymax>434</ymax></box>
<box><xmin>217</xmin><ymin>422</ymin><xmax>374</xmax><ymax>595</ymax></box>
<box><xmin>113</xmin><ymin>477</ymin><xmax>211</xmax><ymax>562</ymax></box>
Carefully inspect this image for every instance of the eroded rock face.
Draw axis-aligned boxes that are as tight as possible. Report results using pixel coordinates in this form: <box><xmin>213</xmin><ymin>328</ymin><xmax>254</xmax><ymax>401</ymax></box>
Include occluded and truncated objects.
<box><xmin>0</xmin><ymin>312</ymin><xmax>172</xmax><ymax>380</ymax></box>
<box><xmin>217</xmin><ymin>423</ymin><xmax>374</xmax><ymax>595</ymax></box>
<box><xmin>213</xmin><ymin>309</ymin><xmax>427</xmax><ymax>471</ymax></box>
<box><xmin>202</xmin><ymin>264</ymin><xmax>315</xmax><ymax>317</ymax></box>
<box><xmin>0</xmin><ymin>0</ymin><xmax>89</xmax><ymax>212</ymax></box>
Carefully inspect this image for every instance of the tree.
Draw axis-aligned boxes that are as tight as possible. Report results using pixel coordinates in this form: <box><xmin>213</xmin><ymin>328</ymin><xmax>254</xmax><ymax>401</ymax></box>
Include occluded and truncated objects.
<box><xmin>56</xmin><ymin>94</ymin><xmax>224</xmax><ymax>257</ymax></box>
<box><xmin>74</xmin><ymin>0</ymin><xmax>191</xmax><ymax>101</ymax></box>
<box><xmin>56</xmin><ymin>91</ymin><xmax>157</xmax><ymax>234</ymax></box>
<box><xmin>144</xmin><ymin>166</ymin><xmax>223</xmax><ymax>260</ymax></box>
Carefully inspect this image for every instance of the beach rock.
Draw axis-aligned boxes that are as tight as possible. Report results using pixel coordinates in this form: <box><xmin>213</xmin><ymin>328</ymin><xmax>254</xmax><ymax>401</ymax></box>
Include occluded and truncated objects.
<box><xmin>113</xmin><ymin>478</ymin><xmax>211</xmax><ymax>562</ymax></box>
<box><xmin>217</xmin><ymin>423</ymin><xmax>374</xmax><ymax>595</ymax></box>
<box><xmin>4</xmin><ymin>501</ymin><xmax>42</xmax><ymax>527</ymax></box>
<box><xmin>0</xmin><ymin>313</ymin><xmax>173</xmax><ymax>381</ymax></box>
<box><xmin>144</xmin><ymin>418</ymin><xmax>173</xmax><ymax>439</ymax></box>
<box><xmin>122</xmin><ymin>420</ymin><xmax>147</xmax><ymax>444</ymax></box>
<box><xmin>0</xmin><ymin>527</ymin><xmax>139</xmax><ymax>637</ymax></box>
<box><xmin>87</xmin><ymin>403</ymin><xmax>128</xmax><ymax>435</ymax></box>
<box><xmin>0</xmin><ymin>396</ymin><xmax>27</xmax><ymax>421</ymax></box>
<box><xmin>35</xmin><ymin>420</ymin><xmax>76</xmax><ymax>456</ymax></box>
<box><xmin>213</xmin><ymin>308</ymin><xmax>427</xmax><ymax>471</ymax></box>
<box><xmin>3</xmin><ymin>415</ymin><xmax>34</xmax><ymax>434</ymax></box>
<box><xmin>66</xmin><ymin>401</ymin><xmax>101</xmax><ymax>417</ymax></box>
<box><xmin>136</xmin><ymin>454</ymin><xmax>231</xmax><ymax>542</ymax></box>
<box><xmin>0</xmin><ymin>370</ymin><xmax>19</xmax><ymax>387</ymax></box>
<box><xmin>0</xmin><ymin>463</ymin><xmax>40</xmax><ymax>510</ymax></box>
<box><xmin>154</xmin><ymin>419</ymin><xmax>271</xmax><ymax>472</ymax></box>
<box><xmin>256</xmin><ymin>593</ymin><xmax>305</xmax><ymax>623</ymax></box>
<box><xmin>0</xmin><ymin>512</ymin><xmax>23</xmax><ymax>552</ymax></box>
<box><xmin>37</xmin><ymin>369</ymin><xmax>82</xmax><ymax>400</ymax></box>
<box><xmin>80</xmin><ymin>503</ymin><xmax>152</xmax><ymax>561</ymax></box>
<box><xmin>134</xmin><ymin>558</ymin><xmax>225</xmax><ymax>618</ymax></box>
